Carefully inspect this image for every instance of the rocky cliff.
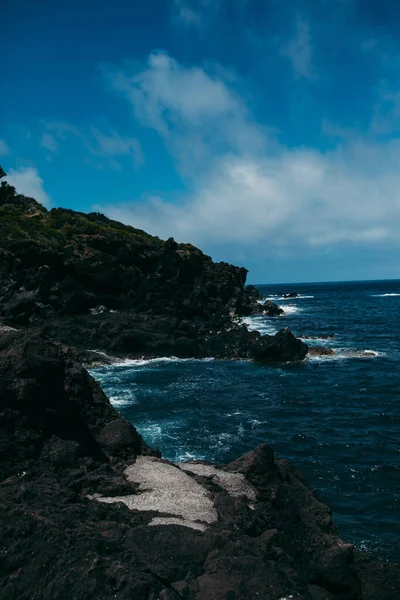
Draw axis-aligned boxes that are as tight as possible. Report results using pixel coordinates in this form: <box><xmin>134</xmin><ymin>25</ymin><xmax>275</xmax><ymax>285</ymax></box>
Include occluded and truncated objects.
<box><xmin>0</xmin><ymin>330</ymin><xmax>399</xmax><ymax>600</ymax></box>
<box><xmin>0</xmin><ymin>167</ymin><xmax>307</xmax><ymax>363</ymax></box>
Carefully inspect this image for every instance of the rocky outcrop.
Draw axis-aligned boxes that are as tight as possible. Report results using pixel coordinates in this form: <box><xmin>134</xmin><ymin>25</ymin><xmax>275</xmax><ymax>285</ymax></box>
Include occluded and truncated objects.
<box><xmin>257</xmin><ymin>299</ymin><xmax>285</xmax><ymax>316</ymax></box>
<box><xmin>0</xmin><ymin>170</ymin><xmax>306</xmax><ymax>364</ymax></box>
<box><xmin>308</xmin><ymin>345</ymin><xmax>335</xmax><ymax>357</ymax></box>
<box><xmin>0</xmin><ymin>330</ymin><xmax>158</xmax><ymax>483</ymax></box>
<box><xmin>0</xmin><ymin>330</ymin><xmax>399</xmax><ymax>599</ymax></box>
<box><xmin>283</xmin><ymin>291</ymin><xmax>298</xmax><ymax>298</ymax></box>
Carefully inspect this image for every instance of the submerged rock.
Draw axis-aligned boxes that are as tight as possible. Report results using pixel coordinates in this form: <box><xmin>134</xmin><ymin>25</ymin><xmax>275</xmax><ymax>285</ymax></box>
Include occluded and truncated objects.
<box><xmin>0</xmin><ymin>330</ymin><xmax>399</xmax><ymax>599</ymax></box>
<box><xmin>308</xmin><ymin>345</ymin><xmax>336</xmax><ymax>356</ymax></box>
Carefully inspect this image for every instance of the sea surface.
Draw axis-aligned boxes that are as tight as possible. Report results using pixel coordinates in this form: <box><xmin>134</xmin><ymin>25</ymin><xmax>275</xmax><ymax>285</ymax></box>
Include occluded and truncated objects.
<box><xmin>90</xmin><ymin>279</ymin><xmax>400</xmax><ymax>562</ymax></box>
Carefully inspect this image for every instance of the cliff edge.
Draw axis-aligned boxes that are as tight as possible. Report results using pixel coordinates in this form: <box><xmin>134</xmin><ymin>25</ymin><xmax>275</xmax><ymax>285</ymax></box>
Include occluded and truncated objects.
<box><xmin>0</xmin><ymin>168</ymin><xmax>307</xmax><ymax>363</ymax></box>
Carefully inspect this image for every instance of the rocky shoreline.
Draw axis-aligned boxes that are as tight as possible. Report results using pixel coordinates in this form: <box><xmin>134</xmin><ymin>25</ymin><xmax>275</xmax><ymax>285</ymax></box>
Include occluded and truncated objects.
<box><xmin>0</xmin><ymin>168</ymin><xmax>311</xmax><ymax>365</ymax></box>
<box><xmin>1</xmin><ymin>329</ymin><xmax>399</xmax><ymax>600</ymax></box>
<box><xmin>1</xmin><ymin>170</ymin><xmax>399</xmax><ymax>598</ymax></box>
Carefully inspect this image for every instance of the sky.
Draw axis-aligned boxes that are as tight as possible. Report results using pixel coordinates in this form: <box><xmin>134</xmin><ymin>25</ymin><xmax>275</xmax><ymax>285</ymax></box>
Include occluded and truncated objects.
<box><xmin>2</xmin><ymin>0</ymin><xmax>400</xmax><ymax>283</ymax></box>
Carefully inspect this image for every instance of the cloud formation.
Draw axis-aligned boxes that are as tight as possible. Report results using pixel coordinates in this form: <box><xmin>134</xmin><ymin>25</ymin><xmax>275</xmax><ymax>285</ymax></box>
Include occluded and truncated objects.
<box><xmin>99</xmin><ymin>51</ymin><xmax>400</xmax><ymax>257</ymax></box>
<box><xmin>5</xmin><ymin>167</ymin><xmax>51</xmax><ymax>208</ymax></box>
<box><xmin>281</xmin><ymin>15</ymin><xmax>315</xmax><ymax>80</ymax></box>
<box><xmin>107</xmin><ymin>51</ymin><xmax>265</xmax><ymax>175</ymax></box>
<box><xmin>41</xmin><ymin>133</ymin><xmax>59</xmax><ymax>153</ymax></box>
<box><xmin>41</xmin><ymin>122</ymin><xmax>143</xmax><ymax>171</ymax></box>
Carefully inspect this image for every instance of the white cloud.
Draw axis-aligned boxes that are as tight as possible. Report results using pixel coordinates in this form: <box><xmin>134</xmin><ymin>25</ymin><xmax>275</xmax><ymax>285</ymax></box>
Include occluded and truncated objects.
<box><xmin>41</xmin><ymin>132</ymin><xmax>59</xmax><ymax>153</ymax></box>
<box><xmin>107</xmin><ymin>51</ymin><xmax>265</xmax><ymax>175</ymax></box>
<box><xmin>5</xmin><ymin>167</ymin><xmax>51</xmax><ymax>208</ymax></box>
<box><xmin>0</xmin><ymin>139</ymin><xmax>10</xmax><ymax>156</ymax></box>
<box><xmin>98</xmin><ymin>143</ymin><xmax>400</xmax><ymax>251</ymax></box>
<box><xmin>98</xmin><ymin>51</ymin><xmax>400</xmax><ymax>258</ymax></box>
<box><xmin>173</xmin><ymin>1</ymin><xmax>202</xmax><ymax>27</ymax></box>
<box><xmin>171</xmin><ymin>0</ymin><xmax>218</xmax><ymax>29</ymax></box>
<box><xmin>41</xmin><ymin>121</ymin><xmax>143</xmax><ymax>171</ymax></box>
<box><xmin>89</xmin><ymin>128</ymin><xmax>143</xmax><ymax>170</ymax></box>
<box><xmin>281</xmin><ymin>16</ymin><xmax>315</xmax><ymax>80</ymax></box>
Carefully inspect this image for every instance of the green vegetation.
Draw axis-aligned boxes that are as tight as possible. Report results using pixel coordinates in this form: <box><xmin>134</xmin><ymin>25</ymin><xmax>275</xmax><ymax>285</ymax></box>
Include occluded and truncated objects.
<box><xmin>0</xmin><ymin>166</ymin><xmax>164</xmax><ymax>253</ymax></box>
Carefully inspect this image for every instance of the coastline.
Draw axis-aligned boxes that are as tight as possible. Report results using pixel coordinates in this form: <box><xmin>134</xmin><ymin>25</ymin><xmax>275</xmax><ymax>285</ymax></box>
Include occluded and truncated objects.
<box><xmin>1</xmin><ymin>328</ymin><xmax>399</xmax><ymax>599</ymax></box>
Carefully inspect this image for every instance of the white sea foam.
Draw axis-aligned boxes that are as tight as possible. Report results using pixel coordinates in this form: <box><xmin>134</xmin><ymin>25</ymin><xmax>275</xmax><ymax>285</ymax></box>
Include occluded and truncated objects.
<box><xmin>299</xmin><ymin>336</ymin><xmax>336</xmax><ymax>344</ymax></box>
<box><xmin>90</xmin><ymin>352</ymin><xmax>215</xmax><ymax>369</ymax></box>
<box><xmin>175</xmin><ymin>451</ymin><xmax>207</xmax><ymax>462</ymax></box>
<box><xmin>240</xmin><ymin>316</ymin><xmax>278</xmax><ymax>335</ymax></box>
<box><xmin>371</xmin><ymin>293</ymin><xmax>400</xmax><ymax>297</ymax></box>
<box><xmin>109</xmin><ymin>395</ymin><xmax>136</xmax><ymax>407</ymax></box>
<box><xmin>281</xmin><ymin>304</ymin><xmax>301</xmax><ymax>315</ymax></box>
<box><xmin>265</xmin><ymin>294</ymin><xmax>314</xmax><ymax>301</ymax></box>
<box><xmin>307</xmin><ymin>348</ymin><xmax>384</xmax><ymax>362</ymax></box>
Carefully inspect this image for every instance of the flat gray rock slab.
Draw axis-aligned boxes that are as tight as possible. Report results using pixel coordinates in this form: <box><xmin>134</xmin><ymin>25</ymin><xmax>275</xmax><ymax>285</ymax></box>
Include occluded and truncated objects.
<box><xmin>178</xmin><ymin>463</ymin><xmax>257</xmax><ymax>501</ymax></box>
<box><xmin>89</xmin><ymin>456</ymin><xmax>218</xmax><ymax>531</ymax></box>
<box><xmin>89</xmin><ymin>456</ymin><xmax>257</xmax><ymax>530</ymax></box>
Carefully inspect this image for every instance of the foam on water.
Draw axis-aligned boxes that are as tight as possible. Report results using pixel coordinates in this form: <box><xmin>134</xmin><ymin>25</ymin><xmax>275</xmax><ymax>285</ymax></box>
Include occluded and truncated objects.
<box><xmin>91</xmin><ymin>279</ymin><xmax>400</xmax><ymax>561</ymax></box>
<box><xmin>240</xmin><ymin>316</ymin><xmax>279</xmax><ymax>335</ymax></box>
<box><xmin>265</xmin><ymin>294</ymin><xmax>314</xmax><ymax>301</ymax></box>
<box><xmin>90</xmin><ymin>353</ymin><xmax>215</xmax><ymax>369</ymax></box>
<box><xmin>371</xmin><ymin>293</ymin><xmax>400</xmax><ymax>297</ymax></box>
<box><xmin>109</xmin><ymin>394</ymin><xmax>137</xmax><ymax>407</ymax></box>
<box><xmin>281</xmin><ymin>304</ymin><xmax>301</xmax><ymax>315</ymax></box>
<box><xmin>307</xmin><ymin>349</ymin><xmax>384</xmax><ymax>362</ymax></box>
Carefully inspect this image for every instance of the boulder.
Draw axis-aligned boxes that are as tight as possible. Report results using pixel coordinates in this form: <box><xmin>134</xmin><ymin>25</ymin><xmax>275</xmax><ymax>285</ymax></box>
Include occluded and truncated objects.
<box><xmin>0</xmin><ymin>329</ymin><xmax>155</xmax><ymax>480</ymax></box>
<box><xmin>252</xmin><ymin>328</ymin><xmax>308</xmax><ymax>362</ymax></box>
<box><xmin>308</xmin><ymin>346</ymin><xmax>335</xmax><ymax>356</ymax></box>
<box><xmin>261</xmin><ymin>299</ymin><xmax>285</xmax><ymax>316</ymax></box>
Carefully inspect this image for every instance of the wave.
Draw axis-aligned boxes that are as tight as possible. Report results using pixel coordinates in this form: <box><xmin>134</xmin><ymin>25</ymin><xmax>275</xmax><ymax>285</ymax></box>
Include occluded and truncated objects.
<box><xmin>89</xmin><ymin>351</ymin><xmax>215</xmax><ymax>369</ymax></box>
<box><xmin>371</xmin><ymin>293</ymin><xmax>400</xmax><ymax>297</ymax></box>
<box><xmin>281</xmin><ymin>304</ymin><xmax>301</xmax><ymax>315</ymax></box>
<box><xmin>109</xmin><ymin>394</ymin><xmax>137</xmax><ymax>407</ymax></box>
<box><xmin>299</xmin><ymin>336</ymin><xmax>336</xmax><ymax>344</ymax></box>
<box><xmin>240</xmin><ymin>316</ymin><xmax>279</xmax><ymax>336</ymax></box>
<box><xmin>307</xmin><ymin>349</ymin><xmax>384</xmax><ymax>362</ymax></box>
<box><xmin>265</xmin><ymin>294</ymin><xmax>314</xmax><ymax>301</ymax></box>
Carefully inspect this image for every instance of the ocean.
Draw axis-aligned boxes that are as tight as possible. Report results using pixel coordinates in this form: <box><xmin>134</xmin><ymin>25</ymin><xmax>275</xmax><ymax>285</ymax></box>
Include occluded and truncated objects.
<box><xmin>90</xmin><ymin>279</ymin><xmax>400</xmax><ymax>562</ymax></box>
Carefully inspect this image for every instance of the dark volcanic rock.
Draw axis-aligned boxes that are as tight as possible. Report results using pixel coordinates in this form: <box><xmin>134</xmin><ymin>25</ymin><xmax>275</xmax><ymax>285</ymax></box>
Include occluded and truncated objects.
<box><xmin>0</xmin><ymin>330</ymin><xmax>156</xmax><ymax>481</ymax></box>
<box><xmin>0</xmin><ymin>171</ymin><xmax>307</xmax><ymax>365</ymax></box>
<box><xmin>252</xmin><ymin>327</ymin><xmax>307</xmax><ymax>362</ymax></box>
<box><xmin>0</xmin><ymin>331</ymin><xmax>399</xmax><ymax>599</ymax></box>
<box><xmin>283</xmin><ymin>291</ymin><xmax>299</xmax><ymax>298</ymax></box>
<box><xmin>260</xmin><ymin>299</ymin><xmax>285</xmax><ymax>316</ymax></box>
<box><xmin>308</xmin><ymin>345</ymin><xmax>335</xmax><ymax>357</ymax></box>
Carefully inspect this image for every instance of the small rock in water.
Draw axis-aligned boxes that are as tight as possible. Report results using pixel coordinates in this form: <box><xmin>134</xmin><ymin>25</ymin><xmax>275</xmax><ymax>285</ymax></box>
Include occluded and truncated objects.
<box><xmin>308</xmin><ymin>346</ymin><xmax>335</xmax><ymax>356</ymax></box>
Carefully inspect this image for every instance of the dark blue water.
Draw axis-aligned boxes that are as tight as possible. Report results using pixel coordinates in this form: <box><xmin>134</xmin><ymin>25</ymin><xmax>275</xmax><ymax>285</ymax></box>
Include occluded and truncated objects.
<box><xmin>91</xmin><ymin>280</ymin><xmax>400</xmax><ymax>562</ymax></box>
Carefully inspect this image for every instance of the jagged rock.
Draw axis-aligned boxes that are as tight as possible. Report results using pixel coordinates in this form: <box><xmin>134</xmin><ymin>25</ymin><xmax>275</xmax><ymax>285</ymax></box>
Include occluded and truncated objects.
<box><xmin>283</xmin><ymin>291</ymin><xmax>299</xmax><ymax>298</ymax></box>
<box><xmin>261</xmin><ymin>299</ymin><xmax>285</xmax><ymax>316</ymax></box>
<box><xmin>0</xmin><ymin>330</ymin><xmax>154</xmax><ymax>480</ymax></box>
<box><xmin>308</xmin><ymin>346</ymin><xmax>335</xmax><ymax>356</ymax></box>
<box><xmin>252</xmin><ymin>328</ymin><xmax>308</xmax><ymax>362</ymax></box>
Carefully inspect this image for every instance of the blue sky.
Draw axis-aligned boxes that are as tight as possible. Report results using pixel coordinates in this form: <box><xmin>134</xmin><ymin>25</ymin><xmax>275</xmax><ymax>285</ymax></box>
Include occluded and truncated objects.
<box><xmin>2</xmin><ymin>0</ymin><xmax>400</xmax><ymax>283</ymax></box>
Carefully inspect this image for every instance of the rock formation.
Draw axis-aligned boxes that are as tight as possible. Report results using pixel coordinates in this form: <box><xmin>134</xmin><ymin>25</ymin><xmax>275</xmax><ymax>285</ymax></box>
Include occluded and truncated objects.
<box><xmin>0</xmin><ymin>168</ymin><xmax>306</xmax><ymax>364</ymax></box>
<box><xmin>0</xmin><ymin>330</ymin><xmax>399</xmax><ymax>599</ymax></box>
